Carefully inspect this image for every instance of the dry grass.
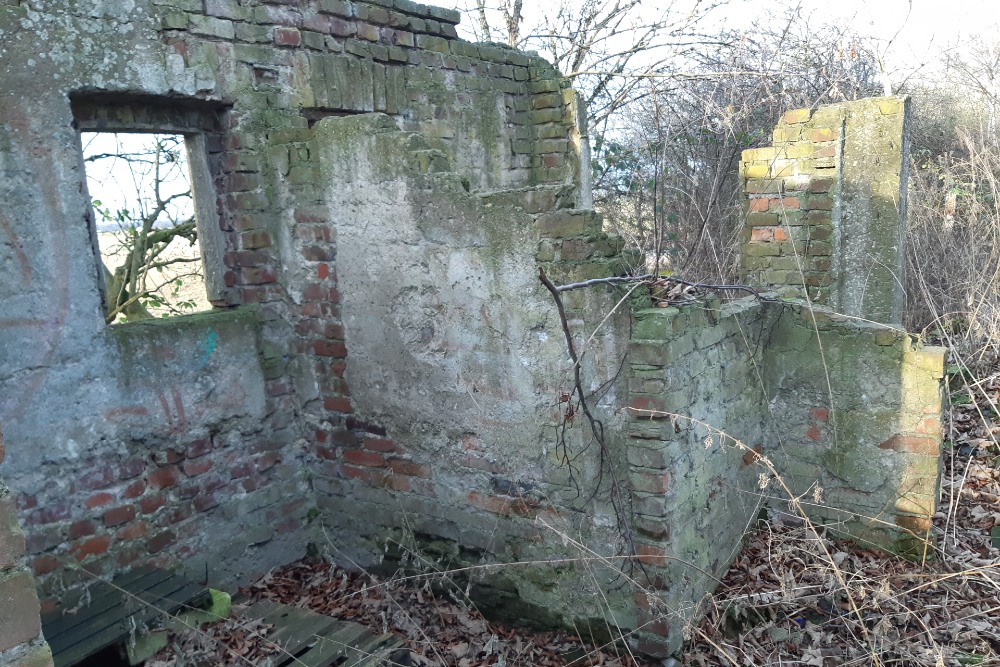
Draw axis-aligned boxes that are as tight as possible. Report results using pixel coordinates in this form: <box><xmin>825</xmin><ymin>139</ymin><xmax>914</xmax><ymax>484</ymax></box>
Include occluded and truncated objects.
<box><xmin>77</xmin><ymin>336</ymin><xmax>999</xmax><ymax>667</ymax></box>
<box><xmin>906</xmin><ymin>129</ymin><xmax>1000</xmax><ymax>373</ymax></box>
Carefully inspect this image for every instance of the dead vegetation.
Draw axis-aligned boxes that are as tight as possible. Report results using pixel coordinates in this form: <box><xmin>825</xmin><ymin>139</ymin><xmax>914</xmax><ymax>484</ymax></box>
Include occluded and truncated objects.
<box><xmin>150</xmin><ymin>559</ymin><xmax>654</xmax><ymax>667</ymax></box>
<box><xmin>683</xmin><ymin>367</ymin><xmax>1000</xmax><ymax>667</ymax></box>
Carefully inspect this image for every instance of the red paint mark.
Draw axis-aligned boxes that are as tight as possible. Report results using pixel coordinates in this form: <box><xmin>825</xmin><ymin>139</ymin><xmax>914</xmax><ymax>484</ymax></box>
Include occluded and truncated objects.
<box><xmin>0</xmin><ymin>103</ymin><xmax>72</xmax><ymax>421</ymax></box>
<box><xmin>806</xmin><ymin>425</ymin><xmax>822</xmax><ymax>442</ymax></box>
<box><xmin>0</xmin><ymin>318</ymin><xmax>49</xmax><ymax>329</ymax></box>
<box><xmin>810</xmin><ymin>407</ymin><xmax>829</xmax><ymax>422</ymax></box>
<box><xmin>104</xmin><ymin>406</ymin><xmax>151</xmax><ymax>420</ymax></box>
<box><xmin>157</xmin><ymin>387</ymin><xmax>187</xmax><ymax>433</ymax></box>
<box><xmin>0</xmin><ymin>211</ymin><xmax>31</xmax><ymax>284</ymax></box>
<box><xmin>172</xmin><ymin>387</ymin><xmax>186</xmax><ymax>429</ymax></box>
<box><xmin>156</xmin><ymin>391</ymin><xmax>171</xmax><ymax>424</ymax></box>
<box><xmin>152</xmin><ymin>345</ymin><xmax>177</xmax><ymax>361</ymax></box>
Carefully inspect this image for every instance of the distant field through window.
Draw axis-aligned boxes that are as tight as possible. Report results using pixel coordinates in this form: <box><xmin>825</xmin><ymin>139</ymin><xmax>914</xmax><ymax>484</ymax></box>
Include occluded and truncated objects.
<box><xmin>82</xmin><ymin>132</ymin><xmax>211</xmax><ymax>323</ymax></box>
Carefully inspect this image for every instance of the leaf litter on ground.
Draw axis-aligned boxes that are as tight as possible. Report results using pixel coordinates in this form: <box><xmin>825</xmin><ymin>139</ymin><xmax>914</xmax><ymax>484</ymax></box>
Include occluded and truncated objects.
<box><xmin>150</xmin><ymin>554</ymin><xmax>651</xmax><ymax>666</ymax></box>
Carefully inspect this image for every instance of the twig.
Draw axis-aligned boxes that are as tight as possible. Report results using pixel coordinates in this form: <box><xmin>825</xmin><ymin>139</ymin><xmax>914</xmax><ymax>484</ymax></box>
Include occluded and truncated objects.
<box><xmin>555</xmin><ymin>273</ymin><xmax>779</xmax><ymax>302</ymax></box>
<box><xmin>538</xmin><ymin>266</ymin><xmax>607</xmax><ymax>475</ymax></box>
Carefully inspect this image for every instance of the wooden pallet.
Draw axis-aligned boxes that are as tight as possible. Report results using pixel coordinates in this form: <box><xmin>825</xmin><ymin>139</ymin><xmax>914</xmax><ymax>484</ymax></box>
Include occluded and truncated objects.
<box><xmin>242</xmin><ymin>598</ymin><xmax>410</xmax><ymax>667</ymax></box>
<box><xmin>41</xmin><ymin>566</ymin><xmax>212</xmax><ymax>667</ymax></box>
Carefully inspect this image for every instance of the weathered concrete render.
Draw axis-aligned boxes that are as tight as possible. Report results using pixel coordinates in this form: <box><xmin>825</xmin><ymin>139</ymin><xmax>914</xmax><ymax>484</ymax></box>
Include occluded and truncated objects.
<box><xmin>625</xmin><ymin>300</ymin><xmax>944</xmax><ymax>645</ymax></box>
<box><xmin>0</xmin><ymin>0</ymin><xmax>942</xmax><ymax>661</ymax></box>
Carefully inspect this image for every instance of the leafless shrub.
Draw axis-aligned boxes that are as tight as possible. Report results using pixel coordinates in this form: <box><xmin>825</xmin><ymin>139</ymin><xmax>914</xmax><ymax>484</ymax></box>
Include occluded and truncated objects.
<box><xmin>596</xmin><ymin>7</ymin><xmax>882</xmax><ymax>282</ymax></box>
<box><xmin>905</xmin><ymin>46</ymin><xmax>1000</xmax><ymax>369</ymax></box>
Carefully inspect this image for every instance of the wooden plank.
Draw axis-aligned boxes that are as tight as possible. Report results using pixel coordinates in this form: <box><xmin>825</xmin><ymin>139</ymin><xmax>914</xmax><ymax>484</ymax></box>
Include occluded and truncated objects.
<box><xmin>42</xmin><ymin>566</ymin><xmax>163</xmax><ymax>625</ymax></box>
<box><xmin>50</xmin><ymin>573</ymin><xmax>209</xmax><ymax>667</ymax></box>
<box><xmin>244</xmin><ymin>600</ymin><xmax>340</xmax><ymax>664</ymax></box>
<box><xmin>50</xmin><ymin>577</ymin><xmax>211</xmax><ymax>664</ymax></box>
<box><xmin>160</xmin><ymin>580</ymin><xmax>212</xmax><ymax>615</ymax></box>
<box><xmin>41</xmin><ymin>566</ymin><xmax>161</xmax><ymax>626</ymax></box>
<box><xmin>42</xmin><ymin>567</ymin><xmax>168</xmax><ymax>637</ymax></box>
<box><xmin>48</xmin><ymin>573</ymin><xmax>191</xmax><ymax>655</ymax></box>
<box><xmin>53</xmin><ymin>581</ymin><xmax>209</xmax><ymax>667</ymax></box>
<box><xmin>45</xmin><ymin>569</ymin><xmax>169</xmax><ymax>655</ymax></box>
<box><xmin>239</xmin><ymin>599</ymin><xmax>407</xmax><ymax>667</ymax></box>
<box><xmin>345</xmin><ymin>633</ymin><xmax>405</xmax><ymax>667</ymax></box>
<box><xmin>295</xmin><ymin>622</ymin><xmax>376</xmax><ymax>667</ymax></box>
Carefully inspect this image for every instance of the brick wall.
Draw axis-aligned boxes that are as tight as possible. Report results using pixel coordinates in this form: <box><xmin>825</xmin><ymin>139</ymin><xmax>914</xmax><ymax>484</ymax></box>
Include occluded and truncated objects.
<box><xmin>740</xmin><ymin>97</ymin><xmax>910</xmax><ymax>324</ymax></box>
<box><xmin>739</xmin><ymin>108</ymin><xmax>838</xmax><ymax>302</ymax></box>
<box><xmin>0</xmin><ymin>1</ymin><xmax>942</xmax><ymax>660</ymax></box>
<box><xmin>625</xmin><ymin>300</ymin><xmax>774</xmax><ymax>656</ymax></box>
<box><xmin>0</xmin><ymin>429</ymin><xmax>53</xmax><ymax>667</ymax></box>
<box><xmin>763</xmin><ymin>306</ymin><xmax>945</xmax><ymax>552</ymax></box>
<box><xmin>16</xmin><ymin>311</ymin><xmax>303</xmax><ymax>610</ymax></box>
<box><xmin>624</xmin><ymin>298</ymin><xmax>944</xmax><ymax>654</ymax></box>
<box><xmin>305</xmin><ymin>113</ymin><xmax>637</xmax><ymax>635</ymax></box>
<box><xmin>0</xmin><ymin>0</ymin><xmax>622</xmax><ymax>650</ymax></box>
<box><xmin>151</xmin><ymin>0</ymin><xmax>582</xmax><ymax>190</ymax></box>
<box><xmin>0</xmin><ymin>0</ymin><xmax>589</xmax><ymax>614</ymax></box>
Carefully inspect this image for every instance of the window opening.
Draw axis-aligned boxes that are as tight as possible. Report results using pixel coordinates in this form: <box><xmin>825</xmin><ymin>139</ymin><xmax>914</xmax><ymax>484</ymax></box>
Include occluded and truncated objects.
<box><xmin>82</xmin><ymin>132</ymin><xmax>211</xmax><ymax>323</ymax></box>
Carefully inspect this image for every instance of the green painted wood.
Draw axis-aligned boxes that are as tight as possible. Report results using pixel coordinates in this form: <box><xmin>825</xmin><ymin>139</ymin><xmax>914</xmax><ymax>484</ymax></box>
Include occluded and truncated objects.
<box><xmin>244</xmin><ymin>599</ymin><xmax>340</xmax><ymax>663</ymax></box>
<box><xmin>334</xmin><ymin>633</ymin><xmax>402</xmax><ymax>667</ymax></box>
<box><xmin>41</xmin><ymin>567</ymin><xmax>167</xmax><ymax>637</ymax></box>
<box><xmin>49</xmin><ymin>576</ymin><xmax>197</xmax><ymax>655</ymax></box>
<box><xmin>294</xmin><ymin>621</ymin><xmax>376</xmax><ymax>667</ymax></box>
<box><xmin>42</xmin><ymin>568</ymin><xmax>209</xmax><ymax>667</ymax></box>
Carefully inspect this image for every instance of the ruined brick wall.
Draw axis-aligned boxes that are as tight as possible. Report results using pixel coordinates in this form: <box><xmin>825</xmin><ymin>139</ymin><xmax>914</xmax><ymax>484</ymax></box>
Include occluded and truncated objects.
<box><xmin>763</xmin><ymin>307</ymin><xmax>945</xmax><ymax>552</ymax></box>
<box><xmin>740</xmin><ymin>97</ymin><xmax>910</xmax><ymax>325</ymax></box>
<box><xmin>626</xmin><ymin>300</ymin><xmax>774</xmax><ymax>655</ymax></box>
<box><xmin>0</xmin><ymin>1</ymin><xmax>943</xmax><ymax>659</ymax></box>
<box><xmin>739</xmin><ymin>110</ymin><xmax>838</xmax><ymax>301</ymax></box>
<box><xmin>0</xmin><ymin>0</ymin><xmax>585</xmax><ymax>612</ymax></box>
<box><xmin>625</xmin><ymin>299</ymin><xmax>944</xmax><ymax>653</ymax></box>
<box><xmin>304</xmin><ymin>113</ymin><xmax>635</xmax><ymax>635</ymax></box>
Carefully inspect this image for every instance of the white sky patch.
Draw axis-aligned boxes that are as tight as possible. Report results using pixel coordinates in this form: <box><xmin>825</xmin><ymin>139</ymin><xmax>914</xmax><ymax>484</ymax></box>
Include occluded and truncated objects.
<box><xmin>81</xmin><ymin>132</ymin><xmax>194</xmax><ymax>233</ymax></box>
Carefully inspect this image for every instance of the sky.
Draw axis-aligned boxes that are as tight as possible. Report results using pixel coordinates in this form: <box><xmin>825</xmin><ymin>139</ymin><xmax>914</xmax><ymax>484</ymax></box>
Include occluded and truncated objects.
<box><xmin>451</xmin><ymin>0</ymin><xmax>1000</xmax><ymax>86</ymax></box>
<box><xmin>772</xmin><ymin>0</ymin><xmax>999</xmax><ymax>70</ymax></box>
<box><xmin>722</xmin><ymin>0</ymin><xmax>996</xmax><ymax>43</ymax></box>
<box><xmin>81</xmin><ymin>132</ymin><xmax>193</xmax><ymax>234</ymax></box>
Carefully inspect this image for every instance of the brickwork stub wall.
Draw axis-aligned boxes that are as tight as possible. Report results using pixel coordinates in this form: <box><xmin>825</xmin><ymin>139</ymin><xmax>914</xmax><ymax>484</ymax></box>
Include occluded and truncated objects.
<box><xmin>0</xmin><ymin>429</ymin><xmax>53</xmax><ymax>667</ymax></box>
<box><xmin>740</xmin><ymin>97</ymin><xmax>910</xmax><ymax>325</ymax></box>
<box><xmin>623</xmin><ymin>298</ymin><xmax>944</xmax><ymax>652</ymax></box>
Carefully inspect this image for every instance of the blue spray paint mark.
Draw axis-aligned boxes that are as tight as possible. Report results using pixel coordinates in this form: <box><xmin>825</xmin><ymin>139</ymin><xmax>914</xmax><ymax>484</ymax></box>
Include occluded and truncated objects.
<box><xmin>197</xmin><ymin>329</ymin><xmax>218</xmax><ymax>368</ymax></box>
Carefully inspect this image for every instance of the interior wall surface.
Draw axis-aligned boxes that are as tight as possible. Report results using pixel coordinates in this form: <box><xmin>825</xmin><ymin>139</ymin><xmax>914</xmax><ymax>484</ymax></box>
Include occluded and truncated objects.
<box><xmin>0</xmin><ymin>0</ymin><xmax>586</xmax><ymax>612</ymax></box>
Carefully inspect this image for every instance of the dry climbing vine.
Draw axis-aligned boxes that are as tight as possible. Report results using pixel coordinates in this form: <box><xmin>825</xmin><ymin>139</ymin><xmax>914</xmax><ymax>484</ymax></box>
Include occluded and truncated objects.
<box><xmin>538</xmin><ymin>268</ymin><xmax>781</xmax><ymax>578</ymax></box>
<box><xmin>538</xmin><ymin>266</ymin><xmax>637</xmax><ymax>575</ymax></box>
